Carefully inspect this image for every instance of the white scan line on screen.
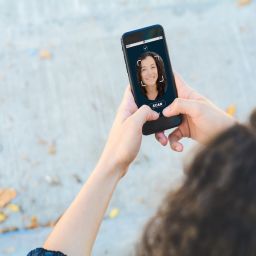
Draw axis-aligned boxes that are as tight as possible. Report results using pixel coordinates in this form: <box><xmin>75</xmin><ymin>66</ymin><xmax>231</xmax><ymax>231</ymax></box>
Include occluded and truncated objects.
<box><xmin>126</xmin><ymin>36</ymin><xmax>163</xmax><ymax>48</ymax></box>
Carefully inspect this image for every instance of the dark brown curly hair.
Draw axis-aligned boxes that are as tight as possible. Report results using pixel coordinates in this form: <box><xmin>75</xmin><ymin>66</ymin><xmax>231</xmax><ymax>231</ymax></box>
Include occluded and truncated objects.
<box><xmin>136</xmin><ymin>109</ymin><xmax>256</xmax><ymax>256</ymax></box>
<box><xmin>136</xmin><ymin>51</ymin><xmax>167</xmax><ymax>100</ymax></box>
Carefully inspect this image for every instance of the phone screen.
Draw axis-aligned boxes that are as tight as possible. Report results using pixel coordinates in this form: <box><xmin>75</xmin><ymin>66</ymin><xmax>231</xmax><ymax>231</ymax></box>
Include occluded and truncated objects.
<box><xmin>123</xmin><ymin>29</ymin><xmax>177</xmax><ymax>116</ymax></box>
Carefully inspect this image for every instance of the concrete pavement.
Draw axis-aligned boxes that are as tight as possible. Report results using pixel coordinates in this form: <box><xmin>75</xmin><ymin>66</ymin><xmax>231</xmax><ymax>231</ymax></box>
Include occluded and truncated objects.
<box><xmin>0</xmin><ymin>0</ymin><xmax>256</xmax><ymax>255</ymax></box>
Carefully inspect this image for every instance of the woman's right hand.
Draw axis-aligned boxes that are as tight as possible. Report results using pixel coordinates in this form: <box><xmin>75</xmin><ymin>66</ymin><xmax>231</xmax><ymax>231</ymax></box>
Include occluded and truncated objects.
<box><xmin>155</xmin><ymin>73</ymin><xmax>236</xmax><ymax>152</ymax></box>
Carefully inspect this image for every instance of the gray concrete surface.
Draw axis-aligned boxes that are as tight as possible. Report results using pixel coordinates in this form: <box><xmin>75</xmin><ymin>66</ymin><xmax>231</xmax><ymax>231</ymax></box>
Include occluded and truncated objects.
<box><xmin>0</xmin><ymin>0</ymin><xmax>256</xmax><ymax>255</ymax></box>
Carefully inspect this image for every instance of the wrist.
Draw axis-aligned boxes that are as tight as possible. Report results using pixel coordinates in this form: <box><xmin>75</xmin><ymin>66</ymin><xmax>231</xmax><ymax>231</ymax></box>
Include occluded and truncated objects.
<box><xmin>96</xmin><ymin>154</ymin><xmax>129</xmax><ymax>180</ymax></box>
<box><xmin>207</xmin><ymin>114</ymin><xmax>237</xmax><ymax>144</ymax></box>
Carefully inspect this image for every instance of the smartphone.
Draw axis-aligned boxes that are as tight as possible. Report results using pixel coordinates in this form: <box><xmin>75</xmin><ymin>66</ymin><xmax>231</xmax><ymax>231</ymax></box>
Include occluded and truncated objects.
<box><xmin>121</xmin><ymin>24</ymin><xmax>182</xmax><ymax>135</ymax></box>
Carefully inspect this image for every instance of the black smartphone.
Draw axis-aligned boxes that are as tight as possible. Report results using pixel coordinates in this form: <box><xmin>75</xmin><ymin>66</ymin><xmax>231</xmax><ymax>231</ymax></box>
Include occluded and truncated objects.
<box><xmin>121</xmin><ymin>24</ymin><xmax>182</xmax><ymax>135</ymax></box>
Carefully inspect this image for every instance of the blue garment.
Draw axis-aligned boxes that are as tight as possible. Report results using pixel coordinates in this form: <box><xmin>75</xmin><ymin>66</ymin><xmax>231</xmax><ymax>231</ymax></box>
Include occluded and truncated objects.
<box><xmin>27</xmin><ymin>248</ymin><xmax>66</xmax><ymax>256</ymax></box>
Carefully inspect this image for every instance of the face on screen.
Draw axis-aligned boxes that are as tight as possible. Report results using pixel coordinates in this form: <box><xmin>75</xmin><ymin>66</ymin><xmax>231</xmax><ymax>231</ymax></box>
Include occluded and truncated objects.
<box><xmin>136</xmin><ymin>51</ymin><xmax>167</xmax><ymax>101</ymax></box>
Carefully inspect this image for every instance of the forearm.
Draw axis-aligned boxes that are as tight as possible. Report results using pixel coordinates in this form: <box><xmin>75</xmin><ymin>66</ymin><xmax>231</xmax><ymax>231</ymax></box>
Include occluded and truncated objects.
<box><xmin>43</xmin><ymin>159</ymin><xmax>124</xmax><ymax>256</ymax></box>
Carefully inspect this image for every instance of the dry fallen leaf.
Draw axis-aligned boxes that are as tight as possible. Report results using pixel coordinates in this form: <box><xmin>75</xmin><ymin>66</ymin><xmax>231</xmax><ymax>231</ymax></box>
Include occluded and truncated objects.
<box><xmin>226</xmin><ymin>104</ymin><xmax>236</xmax><ymax>116</ymax></box>
<box><xmin>238</xmin><ymin>0</ymin><xmax>251</xmax><ymax>5</ymax></box>
<box><xmin>39</xmin><ymin>49</ymin><xmax>52</xmax><ymax>60</ymax></box>
<box><xmin>44</xmin><ymin>220</ymin><xmax>56</xmax><ymax>228</ymax></box>
<box><xmin>27</xmin><ymin>216</ymin><xmax>39</xmax><ymax>229</ymax></box>
<box><xmin>109</xmin><ymin>208</ymin><xmax>120</xmax><ymax>219</ymax></box>
<box><xmin>48</xmin><ymin>142</ymin><xmax>56</xmax><ymax>155</ymax></box>
<box><xmin>0</xmin><ymin>212</ymin><xmax>7</xmax><ymax>223</ymax></box>
<box><xmin>44</xmin><ymin>215</ymin><xmax>62</xmax><ymax>227</ymax></box>
<box><xmin>0</xmin><ymin>188</ymin><xmax>17</xmax><ymax>208</ymax></box>
<box><xmin>0</xmin><ymin>227</ymin><xmax>18</xmax><ymax>234</ymax></box>
<box><xmin>6</xmin><ymin>203</ymin><xmax>20</xmax><ymax>213</ymax></box>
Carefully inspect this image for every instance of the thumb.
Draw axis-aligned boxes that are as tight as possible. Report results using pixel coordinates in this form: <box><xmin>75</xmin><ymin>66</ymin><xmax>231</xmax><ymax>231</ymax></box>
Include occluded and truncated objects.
<box><xmin>132</xmin><ymin>105</ymin><xmax>159</xmax><ymax>126</ymax></box>
<box><xmin>163</xmin><ymin>98</ymin><xmax>199</xmax><ymax>117</ymax></box>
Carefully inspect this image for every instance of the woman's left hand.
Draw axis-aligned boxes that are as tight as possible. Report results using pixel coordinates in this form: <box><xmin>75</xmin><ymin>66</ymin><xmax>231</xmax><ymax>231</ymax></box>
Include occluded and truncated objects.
<box><xmin>98</xmin><ymin>85</ymin><xmax>159</xmax><ymax>178</ymax></box>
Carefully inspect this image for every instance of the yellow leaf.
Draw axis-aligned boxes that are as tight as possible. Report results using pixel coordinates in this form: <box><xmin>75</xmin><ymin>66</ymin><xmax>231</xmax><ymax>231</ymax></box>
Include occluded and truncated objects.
<box><xmin>39</xmin><ymin>49</ymin><xmax>52</xmax><ymax>60</ymax></box>
<box><xmin>0</xmin><ymin>212</ymin><xmax>7</xmax><ymax>223</ymax></box>
<box><xmin>109</xmin><ymin>208</ymin><xmax>120</xmax><ymax>219</ymax></box>
<box><xmin>6</xmin><ymin>203</ymin><xmax>20</xmax><ymax>213</ymax></box>
<box><xmin>226</xmin><ymin>104</ymin><xmax>236</xmax><ymax>116</ymax></box>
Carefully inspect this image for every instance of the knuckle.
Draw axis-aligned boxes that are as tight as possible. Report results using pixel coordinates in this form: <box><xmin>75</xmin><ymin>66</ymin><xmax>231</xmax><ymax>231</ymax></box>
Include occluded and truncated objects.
<box><xmin>175</xmin><ymin>98</ymin><xmax>182</xmax><ymax>105</ymax></box>
<box><xmin>171</xmin><ymin>98</ymin><xmax>180</xmax><ymax>109</ymax></box>
<box><xmin>141</xmin><ymin>104</ymin><xmax>151</xmax><ymax>112</ymax></box>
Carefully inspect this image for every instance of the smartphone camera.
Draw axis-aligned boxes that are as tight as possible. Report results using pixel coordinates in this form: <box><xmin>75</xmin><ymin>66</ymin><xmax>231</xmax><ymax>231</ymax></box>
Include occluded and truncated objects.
<box><xmin>143</xmin><ymin>44</ymin><xmax>148</xmax><ymax>51</ymax></box>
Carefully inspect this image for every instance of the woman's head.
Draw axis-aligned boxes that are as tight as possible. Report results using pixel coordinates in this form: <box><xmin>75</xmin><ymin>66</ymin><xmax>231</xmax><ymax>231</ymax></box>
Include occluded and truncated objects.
<box><xmin>137</xmin><ymin>110</ymin><xmax>256</xmax><ymax>256</ymax></box>
<box><xmin>136</xmin><ymin>52</ymin><xmax>167</xmax><ymax>100</ymax></box>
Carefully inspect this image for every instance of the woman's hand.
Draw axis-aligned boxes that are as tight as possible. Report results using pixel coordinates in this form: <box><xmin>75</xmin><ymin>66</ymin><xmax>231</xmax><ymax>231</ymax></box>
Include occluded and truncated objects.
<box><xmin>155</xmin><ymin>73</ymin><xmax>236</xmax><ymax>152</ymax></box>
<box><xmin>99</xmin><ymin>85</ymin><xmax>159</xmax><ymax>178</ymax></box>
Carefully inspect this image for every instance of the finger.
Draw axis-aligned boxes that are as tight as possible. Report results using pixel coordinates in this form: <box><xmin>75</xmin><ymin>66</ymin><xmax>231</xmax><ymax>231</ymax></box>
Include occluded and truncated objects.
<box><xmin>132</xmin><ymin>105</ymin><xmax>159</xmax><ymax>126</ymax></box>
<box><xmin>123</xmin><ymin>85</ymin><xmax>132</xmax><ymax>99</ymax></box>
<box><xmin>121</xmin><ymin>85</ymin><xmax>136</xmax><ymax>107</ymax></box>
<box><xmin>117</xmin><ymin>85</ymin><xmax>138</xmax><ymax>123</ymax></box>
<box><xmin>163</xmin><ymin>98</ymin><xmax>199</xmax><ymax>117</ymax></box>
<box><xmin>171</xmin><ymin>141</ymin><xmax>183</xmax><ymax>152</ymax></box>
<box><xmin>168</xmin><ymin>127</ymin><xmax>184</xmax><ymax>152</ymax></box>
<box><xmin>173</xmin><ymin>72</ymin><xmax>193</xmax><ymax>92</ymax></box>
<box><xmin>155</xmin><ymin>131</ymin><xmax>168</xmax><ymax>146</ymax></box>
<box><xmin>173</xmin><ymin>71</ymin><xmax>187</xmax><ymax>95</ymax></box>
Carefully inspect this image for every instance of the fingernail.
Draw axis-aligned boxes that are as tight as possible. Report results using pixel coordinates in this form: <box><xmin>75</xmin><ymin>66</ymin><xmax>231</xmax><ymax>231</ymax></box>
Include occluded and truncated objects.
<box><xmin>175</xmin><ymin>144</ymin><xmax>182</xmax><ymax>151</ymax></box>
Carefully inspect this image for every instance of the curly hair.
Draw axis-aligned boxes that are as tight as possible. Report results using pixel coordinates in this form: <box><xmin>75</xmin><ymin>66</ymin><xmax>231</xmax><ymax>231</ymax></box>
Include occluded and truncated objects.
<box><xmin>136</xmin><ymin>51</ymin><xmax>167</xmax><ymax>100</ymax></box>
<box><xmin>136</xmin><ymin>109</ymin><xmax>256</xmax><ymax>256</ymax></box>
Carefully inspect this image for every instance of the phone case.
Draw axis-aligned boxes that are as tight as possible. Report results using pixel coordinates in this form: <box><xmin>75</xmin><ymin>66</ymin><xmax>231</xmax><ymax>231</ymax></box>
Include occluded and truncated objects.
<box><xmin>121</xmin><ymin>24</ymin><xmax>182</xmax><ymax>135</ymax></box>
